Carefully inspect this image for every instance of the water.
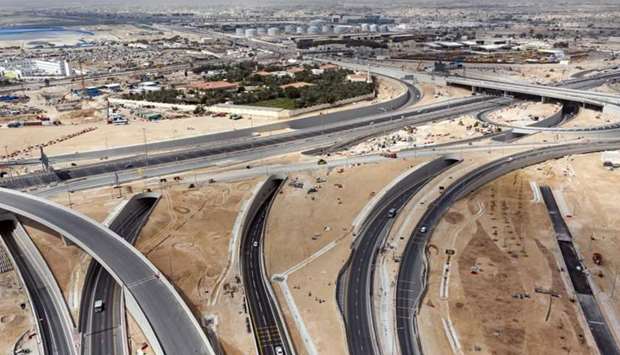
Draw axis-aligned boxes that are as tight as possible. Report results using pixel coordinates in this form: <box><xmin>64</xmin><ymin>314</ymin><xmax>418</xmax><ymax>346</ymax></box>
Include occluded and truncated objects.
<box><xmin>0</xmin><ymin>26</ymin><xmax>94</xmax><ymax>41</ymax></box>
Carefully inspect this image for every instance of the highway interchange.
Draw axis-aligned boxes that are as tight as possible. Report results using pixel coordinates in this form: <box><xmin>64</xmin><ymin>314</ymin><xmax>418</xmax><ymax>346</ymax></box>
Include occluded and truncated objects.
<box><xmin>1</xmin><ymin>56</ymin><xmax>620</xmax><ymax>355</ymax></box>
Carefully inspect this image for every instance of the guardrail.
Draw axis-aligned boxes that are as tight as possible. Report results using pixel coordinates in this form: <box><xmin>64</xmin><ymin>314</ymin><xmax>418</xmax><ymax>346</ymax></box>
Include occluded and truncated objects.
<box><xmin>0</xmin><ymin>188</ymin><xmax>215</xmax><ymax>355</ymax></box>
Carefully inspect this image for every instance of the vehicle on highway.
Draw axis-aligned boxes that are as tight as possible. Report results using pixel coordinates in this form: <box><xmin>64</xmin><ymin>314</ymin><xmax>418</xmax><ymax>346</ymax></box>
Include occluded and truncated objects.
<box><xmin>94</xmin><ymin>299</ymin><xmax>104</xmax><ymax>313</ymax></box>
<box><xmin>252</xmin><ymin>241</ymin><xmax>259</xmax><ymax>247</ymax></box>
<box><xmin>275</xmin><ymin>346</ymin><xmax>284</xmax><ymax>355</ymax></box>
<box><xmin>387</xmin><ymin>208</ymin><xmax>398</xmax><ymax>218</ymax></box>
<box><xmin>419</xmin><ymin>226</ymin><xmax>427</xmax><ymax>233</ymax></box>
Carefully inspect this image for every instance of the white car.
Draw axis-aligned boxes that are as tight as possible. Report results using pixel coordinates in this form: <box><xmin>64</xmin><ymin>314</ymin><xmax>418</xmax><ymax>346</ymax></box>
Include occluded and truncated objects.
<box><xmin>275</xmin><ymin>346</ymin><xmax>284</xmax><ymax>355</ymax></box>
<box><xmin>253</xmin><ymin>241</ymin><xmax>259</xmax><ymax>247</ymax></box>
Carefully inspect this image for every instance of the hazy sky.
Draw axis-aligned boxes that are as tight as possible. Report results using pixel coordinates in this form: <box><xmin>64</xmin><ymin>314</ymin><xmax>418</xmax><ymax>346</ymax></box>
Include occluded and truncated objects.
<box><xmin>1</xmin><ymin>0</ymin><xmax>617</xmax><ymax>10</ymax></box>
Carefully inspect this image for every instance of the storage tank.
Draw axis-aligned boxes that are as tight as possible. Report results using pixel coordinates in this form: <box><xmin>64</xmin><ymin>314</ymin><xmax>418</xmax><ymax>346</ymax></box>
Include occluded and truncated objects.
<box><xmin>245</xmin><ymin>28</ymin><xmax>257</xmax><ymax>38</ymax></box>
<box><xmin>284</xmin><ymin>25</ymin><xmax>295</xmax><ymax>33</ymax></box>
<box><xmin>267</xmin><ymin>27</ymin><xmax>280</xmax><ymax>36</ymax></box>
<box><xmin>235</xmin><ymin>28</ymin><xmax>245</xmax><ymax>36</ymax></box>
<box><xmin>334</xmin><ymin>25</ymin><xmax>350</xmax><ymax>34</ymax></box>
<box><xmin>308</xmin><ymin>26</ymin><xmax>320</xmax><ymax>34</ymax></box>
<box><xmin>361</xmin><ymin>23</ymin><xmax>369</xmax><ymax>32</ymax></box>
<box><xmin>379</xmin><ymin>25</ymin><xmax>389</xmax><ymax>32</ymax></box>
<box><xmin>369</xmin><ymin>24</ymin><xmax>378</xmax><ymax>32</ymax></box>
<box><xmin>322</xmin><ymin>25</ymin><xmax>332</xmax><ymax>33</ymax></box>
<box><xmin>257</xmin><ymin>27</ymin><xmax>266</xmax><ymax>36</ymax></box>
<box><xmin>296</xmin><ymin>26</ymin><xmax>305</xmax><ymax>34</ymax></box>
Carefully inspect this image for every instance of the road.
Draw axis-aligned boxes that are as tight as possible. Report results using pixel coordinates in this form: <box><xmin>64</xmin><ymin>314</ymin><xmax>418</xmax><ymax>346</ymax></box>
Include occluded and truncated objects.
<box><xmin>13</xmin><ymin>71</ymin><xmax>418</xmax><ymax>166</ymax></box>
<box><xmin>0</xmin><ymin>188</ymin><xmax>214</xmax><ymax>355</ymax></box>
<box><xmin>0</xmin><ymin>219</ymin><xmax>76</xmax><ymax>355</ymax></box>
<box><xmin>541</xmin><ymin>186</ymin><xmax>620</xmax><ymax>355</ymax></box>
<box><xmin>394</xmin><ymin>139</ymin><xmax>620</xmax><ymax>355</ymax></box>
<box><xmin>80</xmin><ymin>193</ymin><xmax>160</xmax><ymax>355</ymax></box>
<box><xmin>341</xmin><ymin>157</ymin><xmax>460</xmax><ymax>355</ymax></box>
<box><xmin>241</xmin><ymin>178</ymin><xmax>291</xmax><ymax>355</ymax></box>
<box><xmin>2</xmin><ymin>96</ymin><xmax>501</xmax><ymax>191</ymax></box>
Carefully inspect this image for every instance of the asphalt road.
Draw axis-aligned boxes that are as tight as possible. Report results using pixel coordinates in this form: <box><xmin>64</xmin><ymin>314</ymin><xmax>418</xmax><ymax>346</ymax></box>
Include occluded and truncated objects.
<box><xmin>80</xmin><ymin>194</ymin><xmax>160</xmax><ymax>355</ymax></box>
<box><xmin>241</xmin><ymin>179</ymin><xmax>290</xmax><ymax>355</ymax></box>
<box><xmin>14</xmin><ymin>72</ymin><xmax>418</xmax><ymax>166</ymax></box>
<box><xmin>1</xmin><ymin>96</ymin><xmax>500</xmax><ymax>191</ymax></box>
<box><xmin>342</xmin><ymin>157</ymin><xmax>460</xmax><ymax>355</ymax></box>
<box><xmin>0</xmin><ymin>220</ymin><xmax>74</xmax><ymax>355</ymax></box>
<box><xmin>395</xmin><ymin>140</ymin><xmax>620</xmax><ymax>355</ymax></box>
<box><xmin>0</xmin><ymin>188</ymin><xmax>213</xmax><ymax>355</ymax></box>
<box><xmin>541</xmin><ymin>186</ymin><xmax>620</xmax><ymax>355</ymax></box>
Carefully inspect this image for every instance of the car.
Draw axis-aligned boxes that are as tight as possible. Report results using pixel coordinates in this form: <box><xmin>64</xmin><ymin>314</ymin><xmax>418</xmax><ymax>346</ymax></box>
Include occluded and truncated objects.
<box><xmin>275</xmin><ymin>346</ymin><xmax>284</xmax><ymax>355</ymax></box>
<box><xmin>253</xmin><ymin>241</ymin><xmax>259</xmax><ymax>247</ymax></box>
<box><xmin>419</xmin><ymin>226</ymin><xmax>427</xmax><ymax>233</ymax></box>
<box><xmin>94</xmin><ymin>299</ymin><xmax>104</xmax><ymax>313</ymax></box>
<box><xmin>387</xmin><ymin>208</ymin><xmax>397</xmax><ymax>218</ymax></box>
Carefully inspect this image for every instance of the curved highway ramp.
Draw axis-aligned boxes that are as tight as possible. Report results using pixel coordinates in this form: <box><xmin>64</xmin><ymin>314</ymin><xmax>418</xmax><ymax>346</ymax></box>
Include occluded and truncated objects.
<box><xmin>0</xmin><ymin>218</ymin><xmax>77</xmax><ymax>355</ymax></box>
<box><xmin>0</xmin><ymin>187</ymin><xmax>215</xmax><ymax>355</ymax></box>
<box><xmin>80</xmin><ymin>193</ymin><xmax>161</xmax><ymax>355</ymax></box>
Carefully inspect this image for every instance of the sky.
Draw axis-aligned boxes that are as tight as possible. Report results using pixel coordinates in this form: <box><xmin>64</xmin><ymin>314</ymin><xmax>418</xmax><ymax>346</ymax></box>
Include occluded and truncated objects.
<box><xmin>1</xmin><ymin>0</ymin><xmax>617</xmax><ymax>10</ymax></box>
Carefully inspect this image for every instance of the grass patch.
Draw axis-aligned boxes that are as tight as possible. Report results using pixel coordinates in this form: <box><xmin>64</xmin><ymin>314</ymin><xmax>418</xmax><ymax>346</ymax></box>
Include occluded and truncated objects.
<box><xmin>253</xmin><ymin>97</ymin><xmax>297</xmax><ymax>109</ymax></box>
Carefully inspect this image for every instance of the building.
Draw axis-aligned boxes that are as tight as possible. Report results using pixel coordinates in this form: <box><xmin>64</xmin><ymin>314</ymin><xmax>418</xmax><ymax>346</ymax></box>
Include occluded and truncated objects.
<box><xmin>347</xmin><ymin>72</ymin><xmax>372</xmax><ymax>83</ymax></box>
<box><xmin>320</xmin><ymin>63</ymin><xmax>339</xmax><ymax>71</ymax></box>
<box><xmin>18</xmin><ymin>59</ymin><xmax>72</xmax><ymax>77</ymax></box>
<box><xmin>191</xmin><ymin>81</ymin><xmax>239</xmax><ymax>91</ymax></box>
<box><xmin>280</xmin><ymin>82</ymin><xmax>314</xmax><ymax>89</ymax></box>
<box><xmin>129</xmin><ymin>81</ymin><xmax>161</xmax><ymax>94</ymax></box>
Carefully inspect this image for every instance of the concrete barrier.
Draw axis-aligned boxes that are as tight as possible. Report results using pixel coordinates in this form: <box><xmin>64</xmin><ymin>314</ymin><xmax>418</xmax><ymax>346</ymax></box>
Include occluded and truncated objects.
<box><xmin>0</xmin><ymin>188</ymin><xmax>215</xmax><ymax>355</ymax></box>
<box><xmin>236</xmin><ymin>176</ymin><xmax>297</xmax><ymax>355</ymax></box>
<box><xmin>0</xmin><ymin>216</ymin><xmax>78</xmax><ymax>355</ymax></box>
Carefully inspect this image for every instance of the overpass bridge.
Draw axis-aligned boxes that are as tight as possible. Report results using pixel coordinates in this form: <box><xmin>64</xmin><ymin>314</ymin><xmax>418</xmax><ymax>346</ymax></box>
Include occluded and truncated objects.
<box><xmin>446</xmin><ymin>76</ymin><xmax>620</xmax><ymax>113</ymax></box>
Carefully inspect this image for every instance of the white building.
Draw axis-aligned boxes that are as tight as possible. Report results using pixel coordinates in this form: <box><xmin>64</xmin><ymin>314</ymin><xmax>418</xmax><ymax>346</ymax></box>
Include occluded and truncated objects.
<box><xmin>18</xmin><ymin>59</ymin><xmax>72</xmax><ymax>77</ymax></box>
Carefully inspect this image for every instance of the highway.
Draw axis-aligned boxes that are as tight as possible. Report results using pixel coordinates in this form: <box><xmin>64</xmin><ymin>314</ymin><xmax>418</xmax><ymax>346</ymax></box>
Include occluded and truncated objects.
<box><xmin>80</xmin><ymin>193</ymin><xmax>160</xmax><ymax>355</ymax></box>
<box><xmin>340</xmin><ymin>157</ymin><xmax>460</xmax><ymax>355</ymax></box>
<box><xmin>13</xmin><ymin>72</ymin><xmax>417</xmax><ymax>166</ymax></box>
<box><xmin>0</xmin><ymin>219</ymin><xmax>76</xmax><ymax>355</ymax></box>
<box><xmin>0</xmin><ymin>188</ymin><xmax>214</xmax><ymax>355</ymax></box>
<box><xmin>1</xmin><ymin>96</ymin><xmax>503</xmax><ymax>191</ymax></box>
<box><xmin>241</xmin><ymin>178</ymin><xmax>291</xmax><ymax>355</ymax></box>
<box><xmin>540</xmin><ymin>186</ymin><xmax>620</xmax><ymax>355</ymax></box>
<box><xmin>394</xmin><ymin>139</ymin><xmax>620</xmax><ymax>355</ymax></box>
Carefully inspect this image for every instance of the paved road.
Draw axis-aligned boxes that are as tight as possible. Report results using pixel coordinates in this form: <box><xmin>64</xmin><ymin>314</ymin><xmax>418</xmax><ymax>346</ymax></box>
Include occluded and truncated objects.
<box><xmin>80</xmin><ymin>194</ymin><xmax>160</xmax><ymax>355</ymax></box>
<box><xmin>0</xmin><ymin>188</ymin><xmax>214</xmax><ymax>355</ymax></box>
<box><xmin>241</xmin><ymin>179</ymin><xmax>291</xmax><ymax>355</ymax></box>
<box><xmin>1</xmin><ymin>96</ymin><xmax>499</xmax><ymax>191</ymax></box>
<box><xmin>0</xmin><ymin>220</ymin><xmax>75</xmax><ymax>355</ymax></box>
<box><xmin>342</xmin><ymin>157</ymin><xmax>460</xmax><ymax>355</ymax></box>
<box><xmin>395</xmin><ymin>140</ymin><xmax>620</xmax><ymax>355</ymax></box>
<box><xmin>12</xmin><ymin>72</ymin><xmax>417</xmax><ymax>167</ymax></box>
<box><xmin>541</xmin><ymin>186</ymin><xmax>620</xmax><ymax>355</ymax></box>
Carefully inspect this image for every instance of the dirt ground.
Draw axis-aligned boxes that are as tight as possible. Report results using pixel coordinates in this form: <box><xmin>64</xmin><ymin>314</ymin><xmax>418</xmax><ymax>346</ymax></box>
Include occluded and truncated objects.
<box><xmin>3</xmin><ymin>76</ymin><xmax>405</xmax><ymax>160</ymax></box>
<box><xmin>135</xmin><ymin>179</ymin><xmax>260</xmax><ymax>355</ymax></box>
<box><xmin>526</xmin><ymin>153</ymin><xmax>620</xmax><ymax>341</ymax></box>
<box><xmin>265</xmin><ymin>157</ymin><xmax>427</xmax><ymax>355</ymax></box>
<box><xmin>415</xmin><ymin>83</ymin><xmax>471</xmax><ymax>106</ymax></box>
<box><xmin>0</xmin><ymin>267</ymin><xmax>34</xmax><ymax>354</ymax></box>
<box><xmin>561</xmin><ymin>108</ymin><xmax>620</xmax><ymax>129</ymax></box>
<box><xmin>487</xmin><ymin>102</ymin><xmax>561</xmax><ymax>127</ymax></box>
<box><xmin>345</xmin><ymin>114</ymin><xmax>491</xmax><ymax>156</ymax></box>
<box><xmin>420</xmin><ymin>169</ymin><xmax>594</xmax><ymax>355</ymax></box>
